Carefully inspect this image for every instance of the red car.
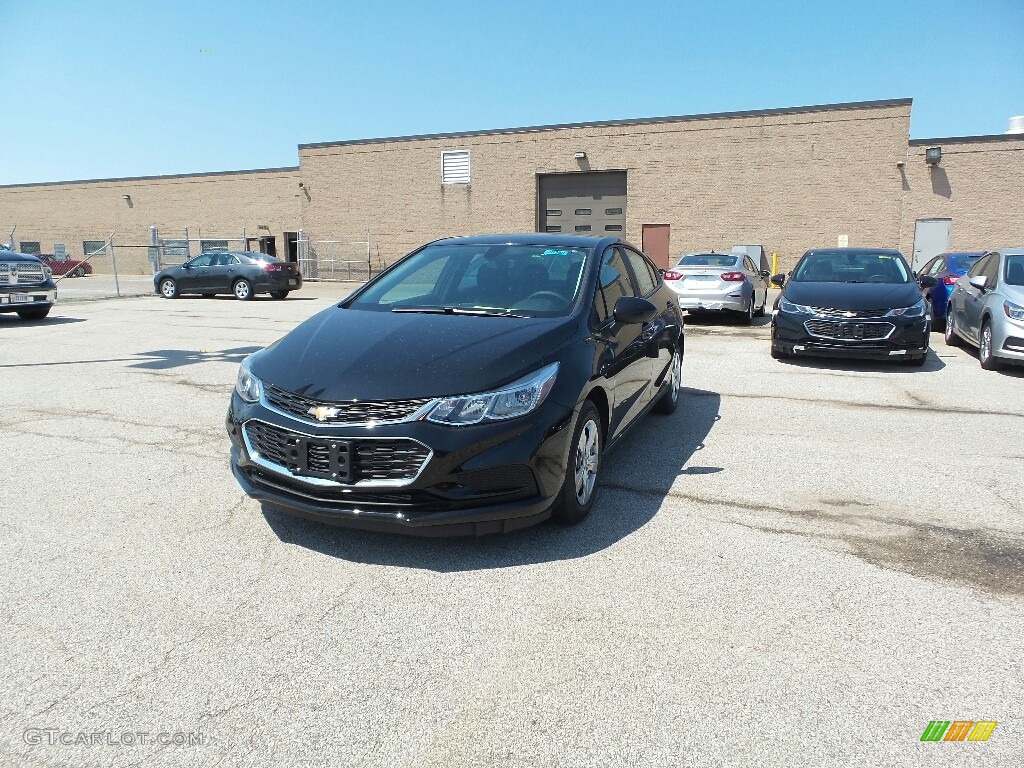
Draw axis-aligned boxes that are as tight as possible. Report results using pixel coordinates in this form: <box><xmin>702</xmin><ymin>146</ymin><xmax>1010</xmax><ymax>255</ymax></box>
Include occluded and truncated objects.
<box><xmin>37</xmin><ymin>255</ymin><xmax>93</xmax><ymax>277</ymax></box>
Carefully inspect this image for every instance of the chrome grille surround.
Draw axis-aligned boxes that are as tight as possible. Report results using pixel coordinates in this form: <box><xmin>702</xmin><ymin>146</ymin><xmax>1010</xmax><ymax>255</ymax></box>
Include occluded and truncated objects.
<box><xmin>242</xmin><ymin>420</ymin><xmax>432</xmax><ymax>488</ymax></box>
<box><xmin>0</xmin><ymin>262</ymin><xmax>46</xmax><ymax>286</ymax></box>
<box><xmin>805</xmin><ymin>306</ymin><xmax>888</xmax><ymax>319</ymax></box>
<box><xmin>263</xmin><ymin>383</ymin><xmax>436</xmax><ymax>426</ymax></box>
<box><xmin>804</xmin><ymin>319</ymin><xmax>895</xmax><ymax>341</ymax></box>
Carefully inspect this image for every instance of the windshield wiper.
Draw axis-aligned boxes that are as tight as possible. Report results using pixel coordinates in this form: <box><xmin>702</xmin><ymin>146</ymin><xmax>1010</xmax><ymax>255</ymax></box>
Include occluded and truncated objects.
<box><xmin>391</xmin><ymin>306</ymin><xmax>528</xmax><ymax>318</ymax></box>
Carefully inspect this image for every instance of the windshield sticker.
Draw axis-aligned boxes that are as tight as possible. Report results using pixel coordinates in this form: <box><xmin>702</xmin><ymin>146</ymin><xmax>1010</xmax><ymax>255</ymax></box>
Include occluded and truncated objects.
<box><xmin>543</xmin><ymin>249</ymin><xmax>569</xmax><ymax>256</ymax></box>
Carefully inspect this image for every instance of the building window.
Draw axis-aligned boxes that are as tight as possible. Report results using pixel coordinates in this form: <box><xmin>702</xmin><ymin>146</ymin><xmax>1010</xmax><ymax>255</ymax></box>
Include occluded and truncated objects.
<box><xmin>19</xmin><ymin>242</ymin><xmax>41</xmax><ymax>254</ymax></box>
<box><xmin>441</xmin><ymin>150</ymin><xmax>470</xmax><ymax>184</ymax></box>
<box><xmin>160</xmin><ymin>239</ymin><xmax>189</xmax><ymax>258</ymax></box>
<box><xmin>605</xmin><ymin>225</ymin><xmax>622</xmax><ymax>232</ymax></box>
<box><xmin>575</xmin><ymin>209</ymin><xmax>592</xmax><ymax>216</ymax></box>
<box><xmin>545</xmin><ymin>226</ymin><xmax>562</xmax><ymax>233</ymax></box>
<box><xmin>605</xmin><ymin>208</ymin><xmax>622</xmax><ymax>216</ymax></box>
<box><xmin>546</xmin><ymin>210</ymin><xmax>562</xmax><ymax>216</ymax></box>
<box><xmin>200</xmin><ymin>240</ymin><xmax>229</xmax><ymax>253</ymax></box>
<box><xmin>575</xmin><ymin>225</ymin><xmax>592</xmax><ymax>232</ymax></box>
<box><xmin>83</xmin><ymin>240</ymin><xmax>107</xmax><ymax>257</ymax></box>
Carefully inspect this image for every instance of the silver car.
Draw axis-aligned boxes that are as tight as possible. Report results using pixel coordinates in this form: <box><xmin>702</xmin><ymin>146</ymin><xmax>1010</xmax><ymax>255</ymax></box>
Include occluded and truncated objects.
<box><xmin>944</xmin><ymin>248</ymin><xmax>1024</xmax><ymax>369</ymax></box>
<box><xmin>662</xmin><ymin>252</ymin><xmax>770</xmax><ymax>323</ymax></box>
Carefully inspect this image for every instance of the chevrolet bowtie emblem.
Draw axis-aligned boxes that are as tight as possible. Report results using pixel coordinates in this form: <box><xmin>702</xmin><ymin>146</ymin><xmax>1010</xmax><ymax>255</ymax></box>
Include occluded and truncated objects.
<box><xmin>307</xmin><ymin>405</ymin><xmax>340</xmax><ymax>422</ymax></box>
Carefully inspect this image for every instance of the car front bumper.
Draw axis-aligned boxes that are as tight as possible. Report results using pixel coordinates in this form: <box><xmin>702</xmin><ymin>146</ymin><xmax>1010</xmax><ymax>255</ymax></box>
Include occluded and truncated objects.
<box><xmin>0</xmin><ymin>286</ymin><xmax>56</xmax><ymax>312</ymax></box>
<box><xmin>993</xmin><ymin>313</ymin><xmax>1024</xmax><ymax>363</ymax></box>
<box><xmin>226</xmin><ymin>391</ymin><xmax>576</xmax><ymax>536</ymax></box>
<box><xmin>772</xmin><ymin>309</ymin><xmax>930</xmax><ymax>360</ymax></box>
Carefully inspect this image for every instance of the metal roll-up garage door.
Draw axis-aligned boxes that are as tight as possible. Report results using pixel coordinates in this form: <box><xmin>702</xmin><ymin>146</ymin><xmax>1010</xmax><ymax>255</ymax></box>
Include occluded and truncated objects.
<box><xmin>539</xmin><ymin>172</ymin><xmax>627</xmax><ymax>237</ymax></box>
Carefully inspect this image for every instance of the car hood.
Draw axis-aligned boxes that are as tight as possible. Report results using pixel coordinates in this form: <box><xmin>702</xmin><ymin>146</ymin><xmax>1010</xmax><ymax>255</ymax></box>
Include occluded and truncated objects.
<box><xmin>0</xmin><ymin>251</ymin><xmax>43</xmax><ymax>264</ymax></box>
<box><xmin>783</xmin><ymin>281</ymin><xmax>922</xmax><ymax>311</ymax></box>
<box><xmin>250</xmin><ymin>306</ymin><xmax>578</xmax><ymax>401</ymax></box>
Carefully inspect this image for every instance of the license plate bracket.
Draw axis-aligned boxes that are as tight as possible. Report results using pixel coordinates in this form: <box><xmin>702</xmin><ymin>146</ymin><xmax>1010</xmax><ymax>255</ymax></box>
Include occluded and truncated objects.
<box><xmin>288</xmin><ymin>437</ymin><xmax>351</xmax><ymax>481</ymax></box>
<box><xmin>10</xmin><ymin>293</ymin><xmax>29</xmax><ymax>303</ymax></box>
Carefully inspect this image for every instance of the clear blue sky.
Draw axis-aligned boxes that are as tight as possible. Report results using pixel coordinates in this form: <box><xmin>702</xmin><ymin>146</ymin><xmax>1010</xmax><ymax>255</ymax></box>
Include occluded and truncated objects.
<box><xmin>1</xmin><ymin>0</ymin><xmax>1021</xmax><ymax>184</ymax></box>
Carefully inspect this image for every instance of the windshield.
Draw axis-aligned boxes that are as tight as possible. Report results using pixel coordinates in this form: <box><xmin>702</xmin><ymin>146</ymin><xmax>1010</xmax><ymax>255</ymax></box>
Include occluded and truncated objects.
<box><xmin>1005</xmin><ymin>255</ymin><xmax>1024</xmax><ymax>286</ymax></box>
<box><xmin>676</xmin><ymin>254</ymin><xmax>739</xmax><ymax>268</ymax></box>
<box><xmin>792</xmin><ymin>252</ymin><xmax>910</xmax><ymax>283</ymax></box>
<box><xmin>347</xmin><ymin>244</ymin><xmax>589</xmax><ymax>317</ymax></box>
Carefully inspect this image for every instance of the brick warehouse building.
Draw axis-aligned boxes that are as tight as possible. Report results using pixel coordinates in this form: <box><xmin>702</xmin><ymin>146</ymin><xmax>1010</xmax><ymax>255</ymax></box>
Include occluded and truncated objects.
<box><xmin>1</xmin><ymin>98</ymin><xmax>1022</xmax><ymax>275</ymax></box>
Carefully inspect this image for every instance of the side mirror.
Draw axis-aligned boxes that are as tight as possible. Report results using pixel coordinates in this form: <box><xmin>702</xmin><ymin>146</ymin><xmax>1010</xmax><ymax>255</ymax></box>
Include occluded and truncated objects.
<box><xmin>969</xmin><ymin>275</ymin><xmax>988</xmax><ymax>291</ymax></box>
<box><xmin>918</xmin><ymin>275</ymin><xmax>937</xmax><ymax>288</ymax></box>
<box><xmin>657</xmin><ymin>268</ymin><xmax>666</xmax><ymax>276</ymax></box>
<box><xmin>770</xmin><ymin>274</ymin><xmax>786</xmax><ymax>287</ymax></box>
<box><xmin>759</xmin><ymin>270</ymin><xmax>771</xmax><ymax>279</ymax></box>
<box><xmin>613</xmin><ymin>296</ymin><xmax>658</xmax><ymax>325</ymax></box>
<box><xmin>182</xmin><ymin>262</ymin><xmax>192</xmax><ymax>269</ymax></box>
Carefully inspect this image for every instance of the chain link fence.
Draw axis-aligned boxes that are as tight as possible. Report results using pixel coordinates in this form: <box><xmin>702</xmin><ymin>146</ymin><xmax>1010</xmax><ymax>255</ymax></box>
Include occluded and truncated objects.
<box><xmin>296</xmin><ymin>233</ymin><xmax>375</xmax><ymax>282</ymax></box>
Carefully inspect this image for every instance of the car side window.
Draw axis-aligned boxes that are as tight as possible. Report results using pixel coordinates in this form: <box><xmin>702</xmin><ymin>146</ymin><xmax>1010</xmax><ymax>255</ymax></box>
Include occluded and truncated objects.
<box><xmin>966</xmin><ymin>255</ymin><xmax>989</xmax><ymax>278</ymax></box>
<box><xmin>189</xmin><ymin>255</ymin><xmax>214</xmax><ymax>268</ymax></box>
<box><xmin>743</xmin><ymin>256</ymin><xmax>756</xmax><ymax>273</ymax></box>
<box><xmin>593</xmin><ymin>247</ymin><xmax>638</xmax><ymax>324</ymax></box>
<box><xmin>620</xmin><ymin>247</ymin><xmax>656</xmax><ymax>296</ymax></box>
<box><xmin>919</xmin><ymin>257</ymin><xmax>936</xmax><ymax>276</ymax></box>
<box><xmin>981</xmin><ymin>254</ymin><xmax>1001</xmax><ymax>286</ymax></box>
<box><xmin>929</xmin><ymin>258</ymin><xmax>945</xmax><ymax>276</ymax></box>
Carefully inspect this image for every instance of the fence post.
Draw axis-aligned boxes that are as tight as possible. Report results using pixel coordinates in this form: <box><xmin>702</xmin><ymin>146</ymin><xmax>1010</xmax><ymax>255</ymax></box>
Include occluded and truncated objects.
<box><xmin>108</xmin><ymin>231</ymin><xmax>121</xmax><ymax>297</ymax></box>
<box><xmin>366</xmin><ymin>232</ymin><xmax>371</xmax><ymax>282</ymax></box>
<box><xmin>184</xmin><ymin>226</ymin><xmax>191</xmax><ymax>259</ymax></box>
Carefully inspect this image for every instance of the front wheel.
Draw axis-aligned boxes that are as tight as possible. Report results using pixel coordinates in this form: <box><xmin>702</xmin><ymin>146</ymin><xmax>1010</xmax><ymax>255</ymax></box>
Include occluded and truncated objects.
<box><xmin>654</xmin><ymin>348</ymin><xmax>682</xmax><ymax>414</ymax></box>
<box><xmin>742</xmin><ymin>296</ymin><xmax>754</xmax><ymax>325</ymax></box>
<box><xmin>73</xmin><ymin>266</ymin><xmax>86</xmax><ymax>278</ymax></box>
<box><xmin>943</xmin><ymin>306</ymin><xmax>961</xmax><ymax>346</ymax></box>
<box><xmin>17</xmin><ymin>307</ymin><xmax>50</xmax><ymax>320</ymax></box>
<box><xmin>979</xmin><ymin>321</ymin><xmax>1000</xmax><ymax>370</ymax></box>
<box><xmin>755</xmin><ymin>291</ymin><xmax>767</xmax><ymax>317</ymax></box>
<box><xmin>159</xmin><ymin>278</ymin><xmax>178</xmax><ymax>299</ymax></box>
<box><xmin>551</xmin><ymin>401</ymin><xmax>602</xmax><ymax>526</ymax></box>
<box><xmin>233</xmin><ymin>279</ymin><xmax>253</xmax><ymax>301</ymax></box>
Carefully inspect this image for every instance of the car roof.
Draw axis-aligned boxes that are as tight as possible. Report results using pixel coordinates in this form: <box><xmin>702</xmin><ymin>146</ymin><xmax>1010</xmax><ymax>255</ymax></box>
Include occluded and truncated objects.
<box><xmin>429</xmin><ymin>233</ymin><xmax>622</xmax><ymax>249</ymax></box>
<box><xmin>802</xmin><ymin>248</ymin><xmax>906</xmax><ymax>258</ymax></box>
<box><xmin>938</xmin><ymin>251</ymin><xmax>985</xmax><ymax>257</ymax></box>
<box><xmin>996</xmin><ymin>247</ymin><xmax>1024</xmax><ymax>256</ymax></box>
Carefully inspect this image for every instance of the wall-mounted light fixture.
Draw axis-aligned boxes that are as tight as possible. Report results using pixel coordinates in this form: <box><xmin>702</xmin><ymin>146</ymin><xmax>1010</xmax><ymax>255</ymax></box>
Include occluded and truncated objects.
<box><xmin>925</xmin><ymin>146</ymin><xmax>942</xmax><ymax>166</ymax></box>
<box><xmin>121</xmin><ymin>194</ymin><xmax>131</xmax><ymax>202</ymax></box>
<box><xmin>574</xmin><ymin>151</ymin><xmax>587</xmax><ymax>160</ymax></box>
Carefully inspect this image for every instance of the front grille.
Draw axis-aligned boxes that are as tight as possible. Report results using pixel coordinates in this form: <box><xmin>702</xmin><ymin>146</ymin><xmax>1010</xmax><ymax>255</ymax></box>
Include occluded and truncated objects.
<box><xmin>807</xmin><ymin>306</ymin><xmax>887</xmax><ymax>319</ymax></box>
<box><xmin>0</xmin><ymin>263</ymin><xmax>46</xmax><ymax>286</ymax></box>
<box><xmin>244</xmin><ymin>421</ymin><xmax>430</xmax><ymax>485</ymax></box>
<box><xmin>804</xmin><ymin>320</ymin><xmax>894</xmax><ymax>340</ymax></box>
<box><xmin>264</xmin><ymin>383</ymin><xmax>433</xmax><ymax>424</ymax></box>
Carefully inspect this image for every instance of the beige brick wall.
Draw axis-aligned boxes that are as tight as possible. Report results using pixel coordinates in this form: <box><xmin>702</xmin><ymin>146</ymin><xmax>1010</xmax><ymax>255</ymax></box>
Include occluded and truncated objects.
<box><xmin>299</xmin><ymin>102</ymin><xmax>913</xmax><ymax>273</ymax></box>
<box><xmin>0</xmin><ymin>168</ymin><xmax>303</xmax><ymax>274</ymax></box>
<box><xmin>898</xmin><ymin>137</ymin><xmax>1024</xmax><ymax>255</ymax></box>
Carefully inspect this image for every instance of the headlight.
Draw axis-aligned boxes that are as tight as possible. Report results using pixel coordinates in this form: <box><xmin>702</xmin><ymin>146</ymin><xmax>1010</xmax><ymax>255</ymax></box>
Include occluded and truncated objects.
<box><xmin>43</xmin><ymin>265</ymin><xmax>53</xmax><ymax>279</ymax></box>
<box><xmin>886</xmin><ymin>299</ymin><xmax>927</xmax><ymax>318</ymax></box>
<box><xmin>235</xmin><ymin>358</ymin><xmax>263</xmax><ymax>403</ymax></box>
<box><xmin>779</xmin><ymin>297</ymin><xmax>815</xmax><ymax>314</ymax></box>
<box><xmin>427</xmin><ymin>363</ymin><xmax>559</xmax><ymax>426</ymax></box>
<box><xmin>1005</xmin><ymin>301</ymin><xmax>1024</xmax><ymax>321</ymax></box>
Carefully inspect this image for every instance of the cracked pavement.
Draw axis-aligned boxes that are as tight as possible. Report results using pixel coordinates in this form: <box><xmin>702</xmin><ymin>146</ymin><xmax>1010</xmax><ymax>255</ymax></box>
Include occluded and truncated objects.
<box><xmin>1</xmin><ymin>286</ymin><xmax>1023</xmax><ymax>766</ymax></box>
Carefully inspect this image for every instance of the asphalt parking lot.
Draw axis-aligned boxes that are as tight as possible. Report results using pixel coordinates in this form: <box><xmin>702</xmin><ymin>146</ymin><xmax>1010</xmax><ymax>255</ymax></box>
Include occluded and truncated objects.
<box><xmin>2</xmin><ymin>286</ymin><xmax>1023</xmax><ymax>767</ymax></box>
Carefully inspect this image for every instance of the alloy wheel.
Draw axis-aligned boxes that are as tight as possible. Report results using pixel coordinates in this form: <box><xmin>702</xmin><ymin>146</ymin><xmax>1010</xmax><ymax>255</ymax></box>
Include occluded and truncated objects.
<box><xmin>160</xmin><ymin>279</ymin><xmax>176</xmax><ymax>298</ymax></box>
<box><xmin>574</xmin><ymin>419</ymin><xmax>600</xmax><ymax>505</ymax></box>
<box><xmin>234</xmin><ymin>280</ymin><xmax>251</xmax><ymax>300</ymax></box>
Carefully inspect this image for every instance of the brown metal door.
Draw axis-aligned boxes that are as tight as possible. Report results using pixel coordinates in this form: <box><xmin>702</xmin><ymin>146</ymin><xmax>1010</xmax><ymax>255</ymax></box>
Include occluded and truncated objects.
<box><xmin>642</xmin><ymin>224</ymin><xmax>670</xmax><ymax>269</ymax></box>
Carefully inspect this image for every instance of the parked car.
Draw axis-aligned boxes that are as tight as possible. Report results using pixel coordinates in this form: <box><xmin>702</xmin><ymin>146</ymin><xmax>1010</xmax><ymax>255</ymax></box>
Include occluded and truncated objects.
<box><xmin>0</xmin><ymin>249</ymin><xmax>57</xmax><ymax>320</ymax></box>
<box><xmin>227</xmin><ymin>234</ymin><xmax>684</xmax><ymax>536</ymax></box>
<box><xmin>915</xmin><ymin>251</ymin><xmax>984</xmax><ymax>330</ymax></box>
<box><xmin>661</xmin><ymin>252</ymin><xmax>770</xmax><ymax>323</ymax></box>
<box><xmin>770</xmin><ymin>248</ymin><xmax>934</xmax><ymax>365</ymax></box>
<box><xmin>944</xmin><ymin>248</ymin><xmax>1024</xmax><ymax>369</ymax></box>
<box><xmin>154</xmin><ymin>251</ymin><xmax>301</xmax><ymax>300</ymax></box>
<box><xmin>37</xmin><ymin>254</ymin><xmax>93</xmax><ymax>278</ymax></box>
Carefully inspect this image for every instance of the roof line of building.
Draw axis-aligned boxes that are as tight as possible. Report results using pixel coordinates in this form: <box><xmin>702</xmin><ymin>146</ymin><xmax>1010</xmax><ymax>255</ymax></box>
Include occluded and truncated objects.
<box><xmin>909</xmin><ymin>133</ymin><xmax>1024</xmax><ymax>146</ymax></box>
<box><xmin>297</xmin><ymin>98</ymin><xmax>915</xmax><ymax>150</ymax></box>
<box><xmin>0</xmin><ymin>165</ymin><xmax>301</xmax><ymax>190</ymax></box>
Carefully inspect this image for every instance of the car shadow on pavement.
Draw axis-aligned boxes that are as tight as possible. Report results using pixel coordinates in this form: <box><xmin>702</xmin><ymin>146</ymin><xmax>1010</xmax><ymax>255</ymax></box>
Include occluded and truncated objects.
<box><xmin>130</xmin><ymin>345</ymin><xmax>263</xmax><ymax>369</ymax></box>
<box><xmin>0</xmin><ymin>315</ymin><xmax>86</xmax><ymax>326</ymax></box>
<box><xmin>775</xmin><ymin>348</ymin><xmax>946</xmax><ymax>373</ymax></box>
<box><xmin>261</xmin><ymin>387</ymin><xmax>722</xmax><ymax>571</ymax></box>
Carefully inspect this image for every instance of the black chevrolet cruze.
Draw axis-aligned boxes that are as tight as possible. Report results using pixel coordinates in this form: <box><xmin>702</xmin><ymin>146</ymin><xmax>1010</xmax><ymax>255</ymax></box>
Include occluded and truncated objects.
<box><xmin>227</xmin><ymin>235</ymin><xmax>685</xmax><ymax>536</ymax></box>
<box><xmin>771</xmin><ymin>248</ymin><xmax>935</xmax><ymax>365</ymax></box>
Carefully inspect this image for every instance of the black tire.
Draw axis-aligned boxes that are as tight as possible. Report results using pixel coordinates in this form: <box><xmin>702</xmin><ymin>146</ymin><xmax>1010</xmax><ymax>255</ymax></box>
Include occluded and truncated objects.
<box><xmin>233</xmin><ymin>279</ymin><xmax>254</xmax><ymax>301</ymax></box>
<box><xmin>653</xmin><ymin>347</ymin><xmax>682</xmax><ymax>415</ymax></box>
<box><xmin>551</xmin><ymin>401</ymin><xmax>602</xmax><ymax>526</ymax></box>
<box><xmin>270</xmin><ymin>290</ymin><xmax>290</xmax><ymax>300</ymax></box>
<box><xmin>17</xmin><ymin>307</ymin><xmax>50</xmax><ymax>321</ymax></box>
<box><xmin>740</xmin><ymin>295</ymin><xmax>754</xmax><ymax>325</ymax></box>
<box><xmin>979</xmin><ymin>321</ymin><xmax>1000</xmax><ymax>370</ymax></box>
<box><xmin>73</xmin><ymin>266</ymin><xmax>86</xmax><ymax>278</ymax></box>
<box><xmin>902</xmin><ymin>353</ymin><xmax>928</xmax><ymax>367</ymax></box>
<box><xmin>755</xmin><ymin>291</ymin><xmax>767</xmax><ymax>317</ymax></box>
<box><xmin>159</xmin><ymin>278</ymin><xmax>179</xmax><ymax>299</ymax></box>
<box><xmin>943</xmin><ymin>305</ymin><xmax>961</xmax><ymax>346</ymax></box>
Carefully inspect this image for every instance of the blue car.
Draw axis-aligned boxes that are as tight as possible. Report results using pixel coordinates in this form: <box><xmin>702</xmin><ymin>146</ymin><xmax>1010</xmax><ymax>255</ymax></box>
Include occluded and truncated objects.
<box><xmin>916</xmin><ymin>251</ymin><xmax>985</xmax><ymax>330</ymax></box>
